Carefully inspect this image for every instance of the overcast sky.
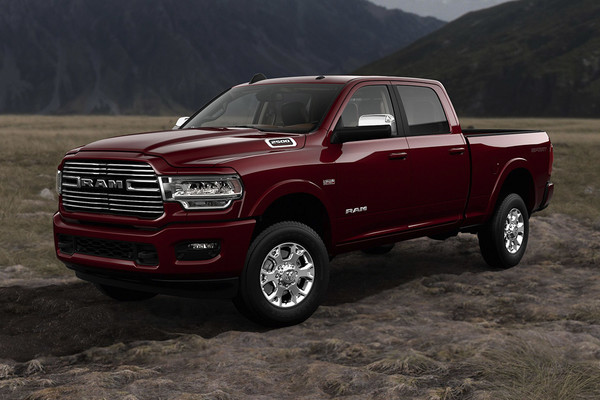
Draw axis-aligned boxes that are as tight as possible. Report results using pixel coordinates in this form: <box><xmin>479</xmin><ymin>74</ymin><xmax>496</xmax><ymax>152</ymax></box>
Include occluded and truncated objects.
<box><xmin>370</xmin><ymin>0</ymin><xmax>515</xmax><ymax>21</ymax></box>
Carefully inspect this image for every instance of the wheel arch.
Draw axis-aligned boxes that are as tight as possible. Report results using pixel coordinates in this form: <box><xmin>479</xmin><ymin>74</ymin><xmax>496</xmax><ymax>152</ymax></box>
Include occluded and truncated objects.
<box><xmin>249</xmin><ymin>180</ymin><xmax>334</xmax><ymax>250</ymax></box>
<box><xmin>486</xmin><ymin>159</ymin><xmax>536</xmax><ymax>217</ymax></box>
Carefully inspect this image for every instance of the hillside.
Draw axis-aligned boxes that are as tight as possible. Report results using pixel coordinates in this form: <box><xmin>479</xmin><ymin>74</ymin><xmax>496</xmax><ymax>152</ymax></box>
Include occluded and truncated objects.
<box><xmin>357</xmin><ymin>0</ymin><xmax>600</xmax><ymax>117</ymax></box>
<box><xmin>0</xmin><ymin>0</ymin><xmax>443</xmax><ymax>115</ymax></box>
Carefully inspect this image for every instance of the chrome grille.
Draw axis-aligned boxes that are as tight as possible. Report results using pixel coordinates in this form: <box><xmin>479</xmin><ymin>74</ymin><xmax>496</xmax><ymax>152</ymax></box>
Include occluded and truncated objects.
<box><xmin>61</xmin><ymin>161</ymin><xmax>164</xmax><ymax>219</ymax></box>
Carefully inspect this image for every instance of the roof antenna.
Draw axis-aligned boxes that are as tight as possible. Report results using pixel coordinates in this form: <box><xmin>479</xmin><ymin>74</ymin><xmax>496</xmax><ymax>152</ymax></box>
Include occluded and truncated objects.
<box><xmin>249</xmin><ymin>73</ymin><xmax>267</xmax><ymax>84</ymax></box>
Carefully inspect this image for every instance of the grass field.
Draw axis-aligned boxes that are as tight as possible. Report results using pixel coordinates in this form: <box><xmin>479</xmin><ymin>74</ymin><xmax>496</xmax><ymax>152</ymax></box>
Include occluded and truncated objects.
<box><xmin>0</xmin><ymin>116</ymin><xmax>599</xmax><ymax>399</ymax></box>
<box><xmin>0</xmin><ymin>115</ymin><xmax>598</xmax><ymax>279</ymax></box>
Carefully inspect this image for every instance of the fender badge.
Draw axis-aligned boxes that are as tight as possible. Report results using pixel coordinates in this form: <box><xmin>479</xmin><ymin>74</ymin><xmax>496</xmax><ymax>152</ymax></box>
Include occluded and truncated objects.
<box><xmin>266</xmin><ymin>138</ymin><xmax>297</xmax><ymax>148</ymax></box>
<box><xmin>346</xmin><ymin>206</ymin><xmax>368</xmax><ymax>214</ymax></box>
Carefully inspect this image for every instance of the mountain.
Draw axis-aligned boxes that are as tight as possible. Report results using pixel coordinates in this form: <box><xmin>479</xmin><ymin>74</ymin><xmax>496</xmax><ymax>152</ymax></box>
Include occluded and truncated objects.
<box><xmin>0</xmin><ymin>0</ymin><xmax>443</xmax><ymax>115</ymax></box>
<box><xmin>357</xmin><ymin>0</ymin><xmax>600</xmax><ymax>117</ymax></box>
<box><xmin>368</xmin><ymin>0</ymin><xmax>512</xmax><ymax>21</ymax></box>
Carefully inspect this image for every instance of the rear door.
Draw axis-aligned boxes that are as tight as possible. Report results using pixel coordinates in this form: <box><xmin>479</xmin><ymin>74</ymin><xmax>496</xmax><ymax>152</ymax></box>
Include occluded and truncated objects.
<box><xmin>392</xmin><ymin>83</ymin><xmax>469</xmax><ymax>228</ymax></box>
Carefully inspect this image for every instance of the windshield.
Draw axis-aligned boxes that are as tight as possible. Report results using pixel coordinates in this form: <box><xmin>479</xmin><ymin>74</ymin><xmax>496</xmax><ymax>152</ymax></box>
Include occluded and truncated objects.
<box><xmin>183</xmin><ymin>83</ymin><xmax>343</xmax><ymax>133</ymax></box>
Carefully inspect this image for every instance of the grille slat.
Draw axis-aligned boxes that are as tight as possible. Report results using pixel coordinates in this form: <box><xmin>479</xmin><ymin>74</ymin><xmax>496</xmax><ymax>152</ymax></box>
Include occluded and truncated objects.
<box><xmin>109</xmin><ymin>198</ymin><xmax>162</xmax><ymax>204</ymax></box>
<box><xmin>108</xmin><ymin>201</ymin><xmax>162</xmax><ymax>210</ymax></box>
<box><xmin>63</xmin><ymin>198</ymin><xmax>108</xmax><ymax>206</ymax></box>
<box><xmin>61</xmin><ymin>160</ymin><xmax>164</xmax><ymax>219</ymax></box>
<box><xmin>107</xmin><ymin>208</ymin><xmax>164</xmax><ymax>214</ymax></box>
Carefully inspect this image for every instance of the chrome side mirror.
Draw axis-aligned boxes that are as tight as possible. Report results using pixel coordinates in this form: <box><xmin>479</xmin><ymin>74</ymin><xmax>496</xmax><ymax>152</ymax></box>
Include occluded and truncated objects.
<box><xmin>172</xmin><ymin>116</ymin><xmax>189</xmax><ymax>130</ymax></box>
<box><xmin>358</xmin><ymin>113</ymin><xmax>395</xmax><ymax>127</ymax></box>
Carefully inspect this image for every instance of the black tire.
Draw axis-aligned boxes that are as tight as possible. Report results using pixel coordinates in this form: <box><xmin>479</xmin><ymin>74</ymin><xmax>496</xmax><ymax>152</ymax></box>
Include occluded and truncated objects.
<box><xmin>95</xmin><ymin>283</ymin><xmax>157</xmax><ymax>301</ymax></box>
<box><xmin>478</xmin><ymin>193</ymin><xmax>529</xmax><ymax>269</ymax></box>
<box><xmin>362</xmin><ymin>244</ymin><xmax>395</xmax><ymax>255</ymax></box>
<box><xmin>234</xmin><ymin>221</ymin><xmax>329</xmax><ymax>326</ymax></box>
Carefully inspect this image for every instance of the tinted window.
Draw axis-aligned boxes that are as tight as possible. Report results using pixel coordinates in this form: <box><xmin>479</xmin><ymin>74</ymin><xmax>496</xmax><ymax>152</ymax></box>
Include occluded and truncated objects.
<box><xmin>184</xmin><ymin>84</ymin><xmax>343</xmax><ymax>133</ymax></box>
<box><xmin>395</xmin><ymin>86</ymin><xmax>449</xmax><ymax>135</ymax></box>
<box><xmin>337</xmin><ymin>85</ymin><xmax>397</xmax><ymax>136</ymax></box>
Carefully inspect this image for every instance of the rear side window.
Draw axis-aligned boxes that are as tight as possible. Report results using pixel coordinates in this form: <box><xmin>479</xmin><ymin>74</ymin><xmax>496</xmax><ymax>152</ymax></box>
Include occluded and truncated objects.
<box><xmin>395</xmin><ymin>86</ymin><xmax>450</xmax><ymax>135</ymax></box>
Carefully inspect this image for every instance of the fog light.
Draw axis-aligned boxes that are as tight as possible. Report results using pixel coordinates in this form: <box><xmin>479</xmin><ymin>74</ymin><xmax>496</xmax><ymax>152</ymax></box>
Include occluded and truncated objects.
<box><xmin>57</xmin><ymin>234</ymin><xmax>75</xmax><ymax>255</ymax></box>
<box><xmin>175</xmin><ymin>241</ymin><xmax>221</xmax><ymax>261</ymax></box>
<box><xmin>136</xmin><ymin>243</ymin><xmax>159</xmax><ymax>266</ymax></box>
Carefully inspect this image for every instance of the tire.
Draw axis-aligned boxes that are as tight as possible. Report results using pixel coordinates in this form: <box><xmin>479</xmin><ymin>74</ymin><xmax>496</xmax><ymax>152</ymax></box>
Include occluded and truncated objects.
<box><xmin>362</xmin><ymin>244</ymin><xmax>395</xmax><ymax>255</ymax></box>
<box><xmin>478</xmin><ymin>193</ymin><xmax>529</xmax><ymax>269</ymax></box>
<box><xmin>234</xmin><ymin>221</ymin><xmax>329</xmax><ymax>326</ymax></box>
<box><xmin>95</xmin><ymin>283</ymin><xmax>157</xmax><ymax>301</ymax></box>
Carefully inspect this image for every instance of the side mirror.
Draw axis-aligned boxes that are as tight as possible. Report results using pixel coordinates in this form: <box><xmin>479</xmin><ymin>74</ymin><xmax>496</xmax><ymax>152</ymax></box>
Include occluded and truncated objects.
<box><xmin>330</xmin><ymin>113</ymin><xmax>394</xmax><ymax>144</ymax></box>
<box><xmin>172</xmin><ymin>116</ymin><xmax>189</xmax><ymax>130</ymax></box>
<box><xmin>358</xmin><ymin>113</ymin><xmax>395</xmax><ymax>127</ymax></box>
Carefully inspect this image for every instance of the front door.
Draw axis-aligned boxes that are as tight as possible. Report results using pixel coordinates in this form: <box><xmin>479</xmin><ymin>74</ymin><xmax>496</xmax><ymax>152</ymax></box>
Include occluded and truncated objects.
<box><xmin>329</xmin><ymin>83</ymin><xmax>412</xmax><ymax>243</ymax></box>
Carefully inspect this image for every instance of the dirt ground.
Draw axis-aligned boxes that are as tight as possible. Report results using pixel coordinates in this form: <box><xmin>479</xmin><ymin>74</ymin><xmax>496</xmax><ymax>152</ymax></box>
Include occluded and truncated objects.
<box><xmin>1</xmin><ymin>214</ymin><xmax>599</xmax><ymax>399</ymax></box>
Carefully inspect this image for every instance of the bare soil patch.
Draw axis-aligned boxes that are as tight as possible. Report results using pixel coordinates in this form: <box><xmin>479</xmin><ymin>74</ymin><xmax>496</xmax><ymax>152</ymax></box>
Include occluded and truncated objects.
<box><xmin>1</xmin><ymin>214</ymin><xmax>599</xmax><ymax>399</ymax></box>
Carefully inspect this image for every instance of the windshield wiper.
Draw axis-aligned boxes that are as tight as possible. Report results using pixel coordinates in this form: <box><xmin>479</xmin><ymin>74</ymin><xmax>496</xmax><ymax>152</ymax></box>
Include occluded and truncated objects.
<box><xmin>231</xmin><ymin>125</ymin><xmax>266</xmax><ymax>131</ymax></box>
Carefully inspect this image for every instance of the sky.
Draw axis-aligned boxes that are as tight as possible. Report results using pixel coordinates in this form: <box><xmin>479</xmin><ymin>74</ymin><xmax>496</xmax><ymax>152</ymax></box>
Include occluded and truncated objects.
<box><xmin>370</xmin><ymin>0</ymin><xmax>515</xmax><ymax>21</ymax></box>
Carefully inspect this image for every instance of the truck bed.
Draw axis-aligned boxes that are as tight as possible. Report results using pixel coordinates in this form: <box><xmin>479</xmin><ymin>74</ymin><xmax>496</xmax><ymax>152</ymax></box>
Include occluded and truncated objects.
<box><xmin>462</xmin><ymin>129</ymin><xmax>552</xmax><ymax>226</ymax></box>
<box><xmin>462</xmin><ymin>129</ymin><xmax>542</xmax><ymax>137</ymax></box>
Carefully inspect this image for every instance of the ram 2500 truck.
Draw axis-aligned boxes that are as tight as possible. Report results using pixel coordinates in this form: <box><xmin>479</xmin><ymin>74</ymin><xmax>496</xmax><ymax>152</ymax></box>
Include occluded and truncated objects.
<box><xmin>54</xmin><ymin>75</ymin><xmax>554</xmax><ymax>325</ymax></box>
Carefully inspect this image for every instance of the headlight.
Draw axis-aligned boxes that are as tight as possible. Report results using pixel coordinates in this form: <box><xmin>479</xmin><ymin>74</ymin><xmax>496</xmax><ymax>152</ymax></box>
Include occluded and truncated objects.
<box><xmin>56</xmin><ymin>170</ymin><xmax>62</xmax><ymax>195</ymax></box>
<box><xmin>159</xmin><ymin>175</ymin><xmax>243</xmax><ymax>210</ymax></box>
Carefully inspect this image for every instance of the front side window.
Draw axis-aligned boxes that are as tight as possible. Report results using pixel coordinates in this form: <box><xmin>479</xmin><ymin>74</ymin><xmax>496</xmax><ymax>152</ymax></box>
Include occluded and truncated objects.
<box><xmin>184</xmin><ymin>84</ymin><xmax>343</xmax><ymax>133</ymax></box>
<box><xmin>337</xmin><ymin>85</ymin><xmax>397</xmax><ymax>136</ymax></box>
<box><xmin>395</xmin><ymin>86</ymin><xmax>450</xmax><ymax>135</ymax></box>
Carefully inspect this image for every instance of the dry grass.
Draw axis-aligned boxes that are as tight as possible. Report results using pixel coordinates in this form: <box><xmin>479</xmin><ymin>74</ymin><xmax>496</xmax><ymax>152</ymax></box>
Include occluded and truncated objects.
<box><xmin>479</xmin><ymin>334</ymin><xmax>600</xmax><ymax>400</ymax></box>
<box><xmin>0</xmin><ymin>115</ymin><xmax>599</xmax><ymax>399</ymax></box>
<box><xmin>0</xmin><ymin>215</ymin><xmax>598</xmax><ymax>399</ymax></box>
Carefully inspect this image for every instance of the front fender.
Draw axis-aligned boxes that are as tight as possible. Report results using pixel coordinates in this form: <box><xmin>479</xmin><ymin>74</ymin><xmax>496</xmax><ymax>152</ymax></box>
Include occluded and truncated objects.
<box><xmin>248</xmin><ymin>179</ymin><xmax>333</xmax><ymax>218</ymax></box>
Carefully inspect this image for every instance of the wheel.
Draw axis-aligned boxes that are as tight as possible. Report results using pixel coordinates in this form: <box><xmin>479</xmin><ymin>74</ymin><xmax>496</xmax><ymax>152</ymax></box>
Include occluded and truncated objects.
<box><xmin>95</xmin><ymin>283</ymin><xmax>157</xmax><ymax>301</ymax></box>
<box><xmin>235</xmin><ymin>221</ymin><xmax>329</xmax><ymax>326</ymax></box>
<box><xmin>362</xmin><ymin>244</ymin><xmax>395</xmax><ymax>255</ymax></box>
<box><xmin>478</xmin><ymin>193</ymin><xmax>529</xmax><ymax>269</ymax></box>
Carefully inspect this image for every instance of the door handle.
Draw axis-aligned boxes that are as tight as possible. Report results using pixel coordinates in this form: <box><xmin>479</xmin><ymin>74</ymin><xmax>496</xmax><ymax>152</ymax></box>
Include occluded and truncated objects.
<box><xmin>449</xmin><ymin>147</ymin><xmax>465</xmax><ymax>155</ymax></box>
<box><xmin>389</xmin><ymin>152</ymin><xmax>408</xmax><ymax>160</ymax></box>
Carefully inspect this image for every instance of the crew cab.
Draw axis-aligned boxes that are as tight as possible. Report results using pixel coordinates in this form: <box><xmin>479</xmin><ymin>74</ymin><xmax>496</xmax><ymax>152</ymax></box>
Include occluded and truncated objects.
<box><xmin>54</xmin><ymin>75</ymin><xmax>554</xmax><ymax>325</ymax></box>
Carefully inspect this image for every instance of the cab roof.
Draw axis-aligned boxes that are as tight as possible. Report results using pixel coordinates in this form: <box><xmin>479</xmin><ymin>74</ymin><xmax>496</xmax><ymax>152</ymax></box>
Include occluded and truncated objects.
<box><xmin>234</xmin><ymin>75</ymin><xmax>442</xmax><ymax>87</ymax></box>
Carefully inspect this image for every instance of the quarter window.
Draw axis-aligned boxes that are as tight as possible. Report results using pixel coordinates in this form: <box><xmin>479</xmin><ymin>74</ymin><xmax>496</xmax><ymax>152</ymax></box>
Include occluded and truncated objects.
<box><xmin>395</xmin><ymin>86</ymin><xmax>450</xmax><ymax>135</ymax></box>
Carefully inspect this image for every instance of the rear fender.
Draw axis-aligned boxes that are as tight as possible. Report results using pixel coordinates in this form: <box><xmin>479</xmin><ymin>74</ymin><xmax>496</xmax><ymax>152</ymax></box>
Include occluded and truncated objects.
<box><xmin>484</xmin><ymin>158</ymin><xmax>530</xmax><ymax>217</ymax></box>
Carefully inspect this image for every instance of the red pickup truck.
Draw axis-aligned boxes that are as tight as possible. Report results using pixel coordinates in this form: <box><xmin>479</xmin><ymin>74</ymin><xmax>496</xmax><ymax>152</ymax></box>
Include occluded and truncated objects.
<box><xmin>54</xmin><ymin>75</ymin><xmax>553</xmax><ymax>325</ymax></box>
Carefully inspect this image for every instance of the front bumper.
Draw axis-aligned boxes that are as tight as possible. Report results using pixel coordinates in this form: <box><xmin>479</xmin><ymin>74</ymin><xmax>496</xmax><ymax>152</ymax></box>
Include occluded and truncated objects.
<box><xmin>67</xmin><ymin>263</ymin><xmax>240</xmax><ymax>298</ymax></box>
<box><xmin>53</xmin><ymin>212</ymin><xmax>256</xmax><ymax>296</ymax></box>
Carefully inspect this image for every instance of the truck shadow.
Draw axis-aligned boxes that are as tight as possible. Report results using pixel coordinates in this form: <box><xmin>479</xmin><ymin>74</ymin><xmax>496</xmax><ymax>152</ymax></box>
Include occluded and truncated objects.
<box><xmin>0</xmin><ymin>236</ymin><xmax>489</xmax><ymax>362</ymax></box>
<box><xmin>325</xmin><ymin>235</ymin><xmax>489</xmax><ymax>305</ymax></box>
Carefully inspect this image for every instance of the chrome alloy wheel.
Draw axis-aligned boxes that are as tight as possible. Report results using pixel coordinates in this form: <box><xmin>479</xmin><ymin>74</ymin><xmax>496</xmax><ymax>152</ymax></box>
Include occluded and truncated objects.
<box><xmin>259</xmin><ymin>242</ymin><xmax>315</xmax><ymax>308</ymax></box>
<box><xmin>504</xmin><ymin>207</ymin><xmax>525</xmax><ymax>254</ymax></box>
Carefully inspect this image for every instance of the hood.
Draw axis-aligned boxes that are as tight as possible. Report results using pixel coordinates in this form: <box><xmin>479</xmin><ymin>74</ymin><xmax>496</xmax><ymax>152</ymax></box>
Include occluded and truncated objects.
<box><xmin>78</xmin><ymin>128</ymin><xmax>305</xmax><ymax>167</ymax></box>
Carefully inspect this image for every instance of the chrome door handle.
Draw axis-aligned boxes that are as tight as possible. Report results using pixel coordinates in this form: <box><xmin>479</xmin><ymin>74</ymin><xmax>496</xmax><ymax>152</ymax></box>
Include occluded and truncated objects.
<box><xmin>449</xmin><ymin>147</ymin><xmax>465</xmax><ymax>155</ymax></box>
<box><xmin>389</xmin><ymin>152</ymin><xmax>408</xmax><ymax>160</ymax></box>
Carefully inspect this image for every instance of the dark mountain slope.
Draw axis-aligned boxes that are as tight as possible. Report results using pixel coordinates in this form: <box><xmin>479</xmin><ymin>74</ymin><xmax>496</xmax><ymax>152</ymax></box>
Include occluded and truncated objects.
<box><xmin>0</xmin><ymin>0</ymin><xmax>443</xmax><ymax>114</ymax></box>
<box><xmin>357</xmin><ymin>0</ymin><xmax>600</xmax><ymax>117</ymax></box>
